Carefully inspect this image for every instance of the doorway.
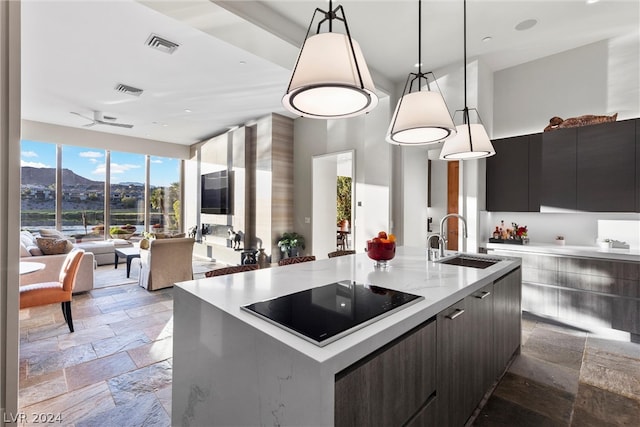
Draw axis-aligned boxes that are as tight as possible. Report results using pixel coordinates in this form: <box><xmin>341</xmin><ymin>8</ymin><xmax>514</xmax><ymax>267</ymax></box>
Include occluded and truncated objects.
<box><xmin>312</xmin><ymin>151</ymin><xmax>355</xmax><ymax>259</ymax></box>
<box><xmin>447</xmin><ymin>160</ymin><xmax>459</xmax><ymax>250</ymax></box>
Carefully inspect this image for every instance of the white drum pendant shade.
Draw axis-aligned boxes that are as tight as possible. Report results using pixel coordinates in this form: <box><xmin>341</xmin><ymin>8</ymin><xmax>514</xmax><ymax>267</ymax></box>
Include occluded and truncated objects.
<box><xmin>386</xmin><ymin>91</ymin><xmax>457</xmax><ymax>145</ymax></box>
<box><xmin>283</xmin><ymin>32</ymin><xmax>378</xmax><ymax>119</ymax></box>
<box><xmin>439</xmin><ymin>123</ymin><xmax>495</xmax><ymax>160</ymax></box>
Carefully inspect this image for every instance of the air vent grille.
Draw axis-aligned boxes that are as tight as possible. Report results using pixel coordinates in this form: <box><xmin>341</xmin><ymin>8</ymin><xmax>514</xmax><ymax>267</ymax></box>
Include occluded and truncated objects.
<box><xmin>114</xmin><ymin>83</ymin><xmax>144</xmax><ymax>97</ymax></box>
<box><xmin>145</xmin><ymin>34</ymin><xmax>180</xmax><ymax>54</ymax></box>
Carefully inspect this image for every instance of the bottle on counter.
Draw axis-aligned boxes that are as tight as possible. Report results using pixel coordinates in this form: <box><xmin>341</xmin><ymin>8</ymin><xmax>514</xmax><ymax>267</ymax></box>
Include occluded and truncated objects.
<box><xmin>493</xmin><ymin>227</ymin><xmax>500</xmax><ymax>239</ymax></box>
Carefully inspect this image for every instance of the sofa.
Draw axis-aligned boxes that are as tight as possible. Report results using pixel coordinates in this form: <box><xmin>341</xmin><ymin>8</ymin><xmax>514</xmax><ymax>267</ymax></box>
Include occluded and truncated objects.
<box><xmin>20</xmin><ymin>231</ymin><xmax>95</xmax><ymax>294</ymax></box>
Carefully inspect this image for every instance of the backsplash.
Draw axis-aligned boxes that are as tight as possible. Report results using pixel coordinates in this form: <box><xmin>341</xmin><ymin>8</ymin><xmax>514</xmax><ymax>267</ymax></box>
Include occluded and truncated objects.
<box><xmin>480</xmin><ymin>212</ymin><xmax>640</xmax><ymax>249</ymax></box>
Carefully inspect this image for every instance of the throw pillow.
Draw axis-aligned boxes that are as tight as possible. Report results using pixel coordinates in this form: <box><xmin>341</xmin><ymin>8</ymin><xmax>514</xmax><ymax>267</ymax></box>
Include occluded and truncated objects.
<box><xmin>36</xmin><ymin>237</ymin><xmax>72</xmax><ymax>255</ymax></box>
<box><xmin>27</xmin><ymin>245</ymin><xmax>43</xmax><ymax>256</ymax></box>
<box><xmin>39</xmin><ymin>229</ymin><xmax>66</xmax><ymax>239</ymax></box>
<box><xmin>19</xmin><ymin>242</ymin><xmax>30</xmax><ymax>257</ymax></box>
<box><xmin>20</xmin><ymin>230</ymin><xmax>36</xmax><ymax>248</ymax></box>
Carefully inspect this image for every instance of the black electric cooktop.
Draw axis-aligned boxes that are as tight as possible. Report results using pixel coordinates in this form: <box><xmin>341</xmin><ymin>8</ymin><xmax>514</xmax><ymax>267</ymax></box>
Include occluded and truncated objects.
<box><xmin>241</xmin><ymin>281</ymin><xmax>423</xmax><ymax>347</ymax></box>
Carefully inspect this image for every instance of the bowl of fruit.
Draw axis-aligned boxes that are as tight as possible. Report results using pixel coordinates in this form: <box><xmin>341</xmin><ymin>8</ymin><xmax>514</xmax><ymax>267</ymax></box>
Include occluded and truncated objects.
<box><xmin>366</xmin><ymin>231</ymin><xmax>396</xmax><ymax>268</ymax></box>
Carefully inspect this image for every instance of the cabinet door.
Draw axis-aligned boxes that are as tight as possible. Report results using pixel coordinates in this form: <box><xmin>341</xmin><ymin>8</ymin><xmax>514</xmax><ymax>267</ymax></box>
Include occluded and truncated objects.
<box><xmin>494</xmin><ymin>268</ymin><xmax>522</xmax><ymax>376</ymax></box>
<box><xmin>437</xmin><ymin>299</ymin><xmax>470</xmax><ymax>427</ymax></box>
<box><xmin>528</xmin><ymin>133</ymin><xmax>542</xmax><ymax>211</ymax></box>
<box><xmin>541</xmin><ymin>128</ymin><xmax>577</xmax><ymax>211</ymax></box>
<box><xmin>486</xmin><ymin>135</ymin><xmax>530</xmax><ymax>211</ymax></box>
<box><xmin>577</xmin><ymin>120</ymin><xmax>636</xmax><ymax>212</ymax></box>
<box><xmin>466</xmin><ymin>284</ymin><xmax>495</xmax><ymax>409</ymax></box>
<box><xmin>335</xmin><ymin>319</ymin><xmax>436</xmax><ymax>427</ymax></box>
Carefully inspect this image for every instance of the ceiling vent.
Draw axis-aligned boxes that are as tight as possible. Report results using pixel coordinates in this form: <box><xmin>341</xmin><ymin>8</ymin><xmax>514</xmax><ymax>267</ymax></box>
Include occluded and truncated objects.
<box><xmin>114</xmin><ymin>83</ymin><xmax>144</xmax><ymax>97</ymax></box>
<box><xmin>145</xmin><ymin>34</ymin><xmax>180</xmax><ymax>54</ymax></box>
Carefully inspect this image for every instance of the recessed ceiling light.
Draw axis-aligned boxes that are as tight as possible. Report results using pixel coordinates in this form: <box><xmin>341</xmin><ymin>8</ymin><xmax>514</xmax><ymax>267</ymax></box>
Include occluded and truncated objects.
<box><xmin>162</xmin><ymin>124</ymin><xmax>169</xmax><ymax>127</ymax></box>
<box><xmin>482</xmin><ymin>36</ymin><xmax>492</xmax><ymax>42</ymax></box>
<box><xmin>586</xmin><ymin>0</ymin><xmax>600</xmax><ymax>4</ymax></box>
<box><xmin>184</xmin><ymin>109</ymin><xmax>192</xmax><ymax>113</ymax></box>
<box><xmin>515</xmin><ymin>19</ymin><xmax>538</xmax><ymax>31</ymax></box>
<box><xmin>239</xmin><ymin>60</ymin><xmax>247</xmax><ymax>65</ymax></box>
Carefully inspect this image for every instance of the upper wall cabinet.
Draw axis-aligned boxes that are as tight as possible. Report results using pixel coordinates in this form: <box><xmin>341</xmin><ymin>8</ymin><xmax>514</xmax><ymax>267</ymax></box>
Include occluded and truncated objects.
<box><xmin>540</xmin><ymin>127</ymin><xmax>578</xmax><ymax>211</ymax></box>
<box><xmin>489</xmin><ymin>118</ymin><xmax>638</xmax><ymax>213</ymax></box>
<box><xmin>486</xmin><ymin>134</ymin><xmax>541</xmax><ymax>212</ymax></box>
<box><xmin>576</xmin><ymin>120</ymin><xmax>636</xmax><ymax>212</ymax></box>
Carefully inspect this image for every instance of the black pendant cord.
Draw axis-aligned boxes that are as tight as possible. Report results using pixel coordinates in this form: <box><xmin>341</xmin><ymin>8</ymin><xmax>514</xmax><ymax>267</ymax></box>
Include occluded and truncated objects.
<box><xmin>463</xmin><ymin>0</ymin><xmax>473</xmax><ymax>149</ymax></box>
<box><xmin>418</xmin><ymin>0</ymin><xmax>422</xmax><ymax>90</ymax></box>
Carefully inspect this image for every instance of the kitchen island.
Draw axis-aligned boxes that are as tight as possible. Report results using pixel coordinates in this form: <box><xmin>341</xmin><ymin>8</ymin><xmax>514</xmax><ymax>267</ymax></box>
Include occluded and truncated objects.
<box><xmin>172</xmin><ymin>247</ymin><xmax>522</xmax><ymax>426</ymax></box>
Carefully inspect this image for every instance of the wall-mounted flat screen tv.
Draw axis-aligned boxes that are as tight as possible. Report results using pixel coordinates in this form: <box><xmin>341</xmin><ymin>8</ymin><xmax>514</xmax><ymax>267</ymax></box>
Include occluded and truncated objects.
<box><xmin>201</xmin><ymin>170</ymin><xmax>232</xmax><ymax>215</ymax></box>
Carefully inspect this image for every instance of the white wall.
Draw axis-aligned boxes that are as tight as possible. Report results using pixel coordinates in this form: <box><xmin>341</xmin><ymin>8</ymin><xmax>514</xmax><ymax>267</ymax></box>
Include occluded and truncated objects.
<box><xmin>293</xmin><ymin>96</ymin><xmax>392</xmax><ymax>255</ymax></box>
<box><xmin>493</xmin><ymin>35</ymin><xmax>640</xmax><ymax>139</ymax></box>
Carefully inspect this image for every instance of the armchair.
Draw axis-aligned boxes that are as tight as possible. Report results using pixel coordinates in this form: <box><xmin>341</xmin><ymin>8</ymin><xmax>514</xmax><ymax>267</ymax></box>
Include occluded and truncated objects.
<box><xmin>20</xmin><ymin>249</ymin><xmax>85</xmax><ymax>333</ymax></box>
<box><xmin>138</xmin><ymin>237</ymin><xmax>195</xmax><ymax>291</ymax></box>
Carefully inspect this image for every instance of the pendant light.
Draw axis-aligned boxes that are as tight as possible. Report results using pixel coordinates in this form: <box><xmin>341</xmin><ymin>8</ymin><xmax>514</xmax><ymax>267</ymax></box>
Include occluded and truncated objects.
<box><xmin>282</xmin><ymin>1</ymin><xmax>378</xmax><ymax>119</ymax></box>
<box><xmin>386</xmin><ymin>0</ymin><xmax>456</xmax><ymax>145</ymax></box>
<box><xmin>440</xmin><ymin>0</ymin><xmax>495</xmax><ymax>160</ymax></box>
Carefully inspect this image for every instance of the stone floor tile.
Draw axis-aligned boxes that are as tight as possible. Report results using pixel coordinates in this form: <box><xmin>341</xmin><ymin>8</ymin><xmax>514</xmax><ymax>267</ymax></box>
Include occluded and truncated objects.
<box><xmin>75</xmin><ymin>392</ymin><xmax>170</xmax><ymax>427</ymax></box>
<box><xmin>580</xmin><ymin>348</ymin><xmax>640</xmax><ymax>401</ymax></box>
<box><xmin>91</xmin><ymin>329</ymin><xmax>152</xmax><ymax>359</ymax></box>
<box><xmin>473</xmin><ymin>395</ymin><xmax>564</xmax><ymax>427</ymax></box>
<box><xmin>108</xmin><ymin>310</ymin><xmax>173</xmax><ymax>336</ymax></box>
<box><xmin>20</xmin><ymin>381</ymin><xmax>115</xmax><ymax>425</ymax></box>
<box><xmin>521</xmin><ymin>328</ymin><xmax>586</xmax><ymax>371</ymax></box>
<box><xmin>80</xmin><ymin>310</ymin><xmax>131</xmax><ymax>329</ymax></box>
<box><xmin>125</xmin><ymin>301</ymin><xmax>172</xmax><ymax>318</ymax></box>
<box><xmin>127</xmin><ymin>336</ymin><xmax>173</xmax><ymax>368</ymax></box>
<box><xmin>18</xmin><ymin>369</ymin><xmax>67</xmax><ymax>408</ymax></box>
<box><xmin>493</xmin><ymin>372</ymin><xmax>574</xmax><ymax>424</ymax></box>
<box><xmin>19</xmin><ymin>336</ymin><xmax>59</xmax><ymax>360</ymax></box>
<box><xmin>107</xmin><ymin>360</ymin><xmax>172</xmax><ymax>405</ymax></box>
<box><xmin>142</xmin><ymin>317</ymin><xmax>174</xmax><ymax>341</ymax></box>
<box><xmin>71</xmin><ymin>303</ymin><xmax>104</xmax><ymax>318</ymax></box>
<box><xmin>57</xmin><ymin>324</ymin><xmax>115</xmax><ymax>351</ymax></box>
<box><xmin>508</xmin><ymin>353</ymin><xmax>580</xmax><ymax>395</ymax></box>
<box><xmin>573</xmin><ymin>382</ymin><xmax>640</xmax><ymax>426</ymax></box>
<box><xmin>155</xmin><ymin>384</ymin><xmax>172</xmax><ymax>418</ymax></box>
<box><xmin>26</xmin><ymin>320</ymin><xmax>86</xmax><ymax>342</ymax></box>
<box><xmin>65</xmin><ymin>351</ymin><xmax>137</xmax><ymax>391</ymax></box>
<box><xmin>19</xmin><ymin>313</ymin><xmax>56</xmax><ymax>330</ymax></box>
<box><xmin>27</xmin><ymin>343</ymin><xmax>97</xmax><ymax>377</ymax></box>
<box><xmin>586</xmin><ymin>335</ymin><xmax>640</xmax><ymax>362</ymax></box>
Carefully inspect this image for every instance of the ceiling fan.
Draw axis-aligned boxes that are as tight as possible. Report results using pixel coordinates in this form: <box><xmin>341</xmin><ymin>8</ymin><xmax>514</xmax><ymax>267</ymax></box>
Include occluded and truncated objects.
<box><xmin>70</xmin><ymin>111</ymin><xmax>134</xmax><ymax>128</ymax></box>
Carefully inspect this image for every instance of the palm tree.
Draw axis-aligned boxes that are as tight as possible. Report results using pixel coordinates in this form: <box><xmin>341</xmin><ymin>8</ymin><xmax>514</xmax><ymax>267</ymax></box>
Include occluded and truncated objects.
<box><xmin>150</xmin><ymin>187</ymin><xmax>166</xmax><ymax>227</ymax></box>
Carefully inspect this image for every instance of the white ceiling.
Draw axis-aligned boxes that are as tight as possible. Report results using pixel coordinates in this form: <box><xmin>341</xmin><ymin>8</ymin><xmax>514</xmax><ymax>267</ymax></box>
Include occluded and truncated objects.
<box><xmin>21</xmin><ymin>0</ymin><xmax>639</xmax><ymax>146</ymax></box>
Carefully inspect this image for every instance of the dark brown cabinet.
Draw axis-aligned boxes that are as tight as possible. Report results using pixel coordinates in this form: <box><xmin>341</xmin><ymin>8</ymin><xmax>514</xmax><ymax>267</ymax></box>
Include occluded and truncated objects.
<box><xmin>489</xmin><ymin>118</ymin><xmax>639</xmax><ymax>213</ymax></box>
<box><xmin>577</xmin><ymin>120</ymin><xmax>636</xmax><ymax>212</ymax></box>
<box><xmin>486</xmin><ymin>134</ymin><xmax>541</xmax><ymax>212</ymax></box>
<box><xmin>437</xmin><ymin>299</ymin><xmax>469</xmax><ymax>427</ymax></box>
<box><xmin>335</xmin><ymin>319</ymin><xmax>437</xmax><ymax>427</ymax></box>
<box><xmin>493</xmin><ymin>267</ymin><xmax>522</xmax><ymax>376</ymax></box>
<box><xmin>438</xmin><ymin>269</ymin><xmax>522</xmax><ymax>427</ymax></box>
<box><xmin>540</xmin><ymin>127</ymin><xmax>578</xmax><ymax>211</ymax></box>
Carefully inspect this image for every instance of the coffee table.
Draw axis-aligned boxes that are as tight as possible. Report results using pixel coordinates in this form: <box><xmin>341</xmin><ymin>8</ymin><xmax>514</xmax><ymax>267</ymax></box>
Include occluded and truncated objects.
<box><xmin>114</xmin><ymin>246</ymin><xmax>141</xmax><ymax>278</ymax></box>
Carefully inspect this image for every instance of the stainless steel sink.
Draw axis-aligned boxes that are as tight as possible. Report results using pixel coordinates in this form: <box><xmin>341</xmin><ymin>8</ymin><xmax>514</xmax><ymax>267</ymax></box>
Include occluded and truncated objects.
<box><xmin>437</xmin><ymin>254</ymin><xmax>501</xmax><ymax>269</ymax></box>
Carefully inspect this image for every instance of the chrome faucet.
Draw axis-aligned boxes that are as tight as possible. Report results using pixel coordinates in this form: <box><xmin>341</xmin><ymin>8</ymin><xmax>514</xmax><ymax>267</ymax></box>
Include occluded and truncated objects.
<box><xmin>427</xmin><ymin>234</ymin><xmax>445</xmax><ymax>261</ymax></box>
<box><xmin>439</xmin><ymin>214</ymin><xmax>468</xmax><ymax>254</ymax></box>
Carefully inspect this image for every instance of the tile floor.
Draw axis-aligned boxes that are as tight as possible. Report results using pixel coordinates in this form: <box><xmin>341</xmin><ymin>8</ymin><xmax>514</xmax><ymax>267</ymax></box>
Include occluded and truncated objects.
<box><xmin>18</xmin><ymin>267</ymin><xmax>640</xmax><ymax>426</ymax></box>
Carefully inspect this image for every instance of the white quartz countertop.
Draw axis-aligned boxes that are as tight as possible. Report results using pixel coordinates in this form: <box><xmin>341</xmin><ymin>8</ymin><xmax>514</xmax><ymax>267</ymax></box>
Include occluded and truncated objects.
<box><xmin>484</xmin><ymin>242</ymin><xmax>640</xmax><ymax>262</ymax></box>
<box><xmin>175</xmin><ymin>247</ymin><xmax>520</xmax><ymax>371</ymax></box>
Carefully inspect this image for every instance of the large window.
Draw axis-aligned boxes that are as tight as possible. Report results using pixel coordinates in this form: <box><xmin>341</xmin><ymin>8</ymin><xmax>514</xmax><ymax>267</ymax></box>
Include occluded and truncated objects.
<box><xmin>20</xmin><ymin>140</ymin><xmax>183</xmax><ymax>239</ymax></box>
<box><xmin>61</xmin><ymin>145</ymin><xmax>106</xmax><ymax>240</ymax></box>
<box><xmin>20</xmin><ymin>140</ymin><xmax>57</xmax><ymax>231</ymax></box>
<box><xmin>150</xmin><ymin>156</ymin><xmax>181</xmax><ymax>233</ymax></box>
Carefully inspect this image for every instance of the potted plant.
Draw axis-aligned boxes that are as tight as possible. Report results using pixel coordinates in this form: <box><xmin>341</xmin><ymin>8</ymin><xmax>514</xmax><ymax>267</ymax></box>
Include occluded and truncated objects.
<box><xmin>277</xmin><ymin>232</ymin><xmax>305</xmax><ymax>258</ymax></box>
